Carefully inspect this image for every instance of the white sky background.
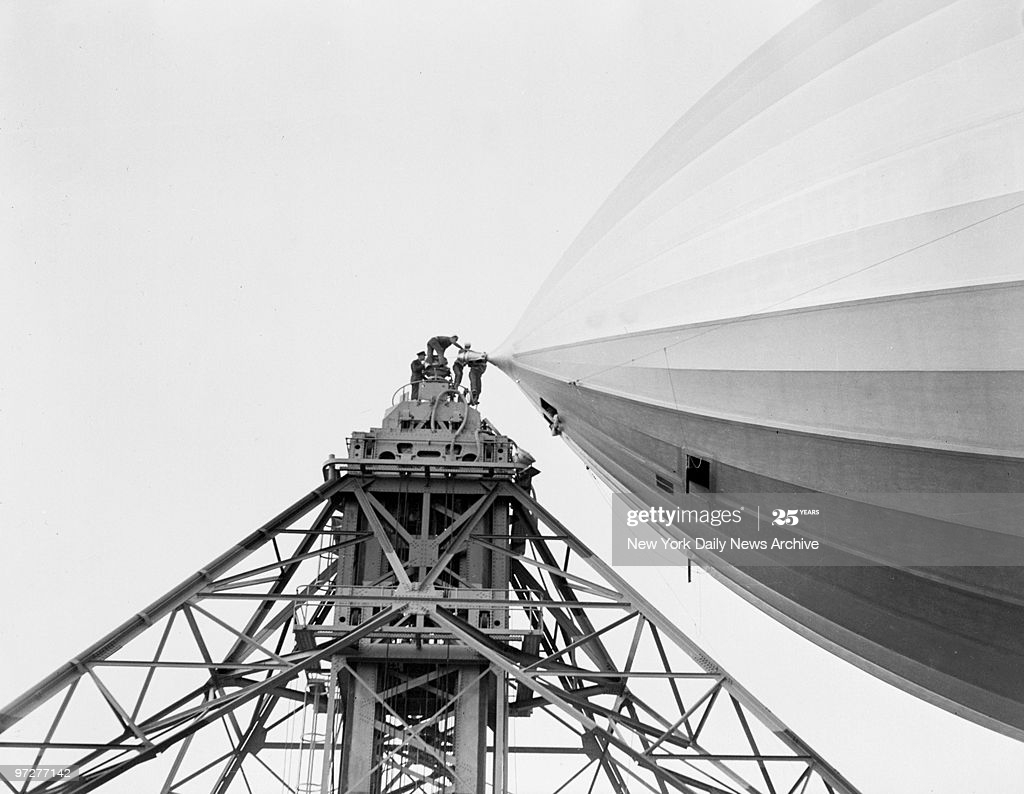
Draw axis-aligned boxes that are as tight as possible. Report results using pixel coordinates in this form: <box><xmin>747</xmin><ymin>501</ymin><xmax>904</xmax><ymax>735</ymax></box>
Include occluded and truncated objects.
<box><xmin>1</xmin><ymin>2</ymin><xmax>1022</xmax><ymax>792</ymax></box>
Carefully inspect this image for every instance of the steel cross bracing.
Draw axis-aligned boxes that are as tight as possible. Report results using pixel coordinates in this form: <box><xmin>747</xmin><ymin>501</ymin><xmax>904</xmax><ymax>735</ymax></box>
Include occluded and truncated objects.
<box><xmin>0</xmin><ymin>464</ymin><xmax>861</xmax><ymax>793</ymax></box>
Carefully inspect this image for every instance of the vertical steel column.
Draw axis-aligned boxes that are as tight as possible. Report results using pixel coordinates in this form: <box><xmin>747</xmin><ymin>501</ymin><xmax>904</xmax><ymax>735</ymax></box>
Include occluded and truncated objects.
<box><xmin>451</xmin><ymin>667</ymin><xmax>487</xmax><ymax>794</ymax></box>
<box><xmin>492</xmin><ymin>669</ymin><xmax>508</xmax><ymax>794</ymax></box>
<box><xmin>339</xmin><ymin>664</ymin><xmax>379</xmax><ymax>794</ymax></box>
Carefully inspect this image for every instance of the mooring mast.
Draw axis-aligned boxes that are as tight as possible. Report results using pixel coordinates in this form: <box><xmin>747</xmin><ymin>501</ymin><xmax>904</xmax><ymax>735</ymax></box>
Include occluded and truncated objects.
<box><xmin>0</xmin><ymin>364</ymin><xmax>860</xmax><ymax>793</ymax></box>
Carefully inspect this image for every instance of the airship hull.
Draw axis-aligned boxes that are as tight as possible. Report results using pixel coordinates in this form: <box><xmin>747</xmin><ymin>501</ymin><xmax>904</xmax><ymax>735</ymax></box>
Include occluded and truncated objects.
<box><xmin>495</xmin><ymin>0</ymin><xmax>1024</xmax><ymax>738</ymax></box>
<box><xmin>496</xmin><ymin>359</ymin><xmax>1024</xmax><ymax>739</ymax></box>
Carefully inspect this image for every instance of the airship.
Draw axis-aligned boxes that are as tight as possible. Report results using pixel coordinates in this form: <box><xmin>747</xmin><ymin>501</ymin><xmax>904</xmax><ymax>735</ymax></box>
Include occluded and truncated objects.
<box><xmin>494</xmin><ymin>0</ymin><xmax>1024</xmax><ymax>740</ymax></box>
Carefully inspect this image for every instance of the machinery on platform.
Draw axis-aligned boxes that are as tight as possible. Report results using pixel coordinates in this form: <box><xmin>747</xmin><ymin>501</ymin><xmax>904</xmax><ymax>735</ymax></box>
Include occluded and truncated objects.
<box><xmin>0</xmin><ymin>368</ymin><xmax>860</xmax><ymax>793</ymax></box>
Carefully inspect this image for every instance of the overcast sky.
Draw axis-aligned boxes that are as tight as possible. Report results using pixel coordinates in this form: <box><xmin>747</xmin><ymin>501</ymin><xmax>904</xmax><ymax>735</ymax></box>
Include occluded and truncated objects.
<box><xmin>2</xmin><ymin>2</ymin><xmax>1022</xmax><ymax>791</ymax></box>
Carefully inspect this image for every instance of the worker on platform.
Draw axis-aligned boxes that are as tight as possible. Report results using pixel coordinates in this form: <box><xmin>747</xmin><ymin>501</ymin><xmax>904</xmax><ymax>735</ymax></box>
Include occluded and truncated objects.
<box><xmin>410</xmin><ymin>351</ymin><xmax>426</xmax><ymax>399</ymax></box>
<box><xmin>425</xmin><ymin>334</ymin><xmax>465</xmax><ymax>365</ymax></box>
<box><xmin>467</xmin><ymin>353</ymin><xmax>488</xmax><ymax>406</ymax></box>
<box><xmin>451</xmin><ymin>342</ymin><xmax>470</xmax><ymax>391</ymax></box>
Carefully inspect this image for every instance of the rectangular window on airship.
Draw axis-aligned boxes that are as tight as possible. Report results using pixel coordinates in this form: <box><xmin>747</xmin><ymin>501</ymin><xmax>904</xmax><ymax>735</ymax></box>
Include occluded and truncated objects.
<box><xmin>655</xmin><ymin>473</ymin><xmax>675</xmax><ymax>494</ymax></box>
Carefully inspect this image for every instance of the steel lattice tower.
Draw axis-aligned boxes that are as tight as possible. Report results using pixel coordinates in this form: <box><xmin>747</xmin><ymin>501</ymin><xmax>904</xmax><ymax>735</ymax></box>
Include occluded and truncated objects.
<box><xmin>0</xmin><ymin>373</ymin><xmax>861</xmax><ymax>793</ymax></box>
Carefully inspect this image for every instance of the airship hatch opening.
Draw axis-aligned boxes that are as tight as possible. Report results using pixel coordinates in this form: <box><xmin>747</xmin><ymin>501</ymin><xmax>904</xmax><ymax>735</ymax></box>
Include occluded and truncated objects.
<box><xmin>539</xmin><ymin>398</ymin><xmax>563</xmax><ymax>435</ymax></box>
<box><xmin>686</xmin><ymin>455</ymin><xmax>711</xmax><ymax>491</ymax></box>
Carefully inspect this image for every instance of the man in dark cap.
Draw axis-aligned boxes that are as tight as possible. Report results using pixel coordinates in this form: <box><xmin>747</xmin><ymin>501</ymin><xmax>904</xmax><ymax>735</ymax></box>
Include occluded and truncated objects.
<box><xmin>410</xmin><ymin>351</ymin><xmax>426</xmax><ymax>399</ymax></box>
